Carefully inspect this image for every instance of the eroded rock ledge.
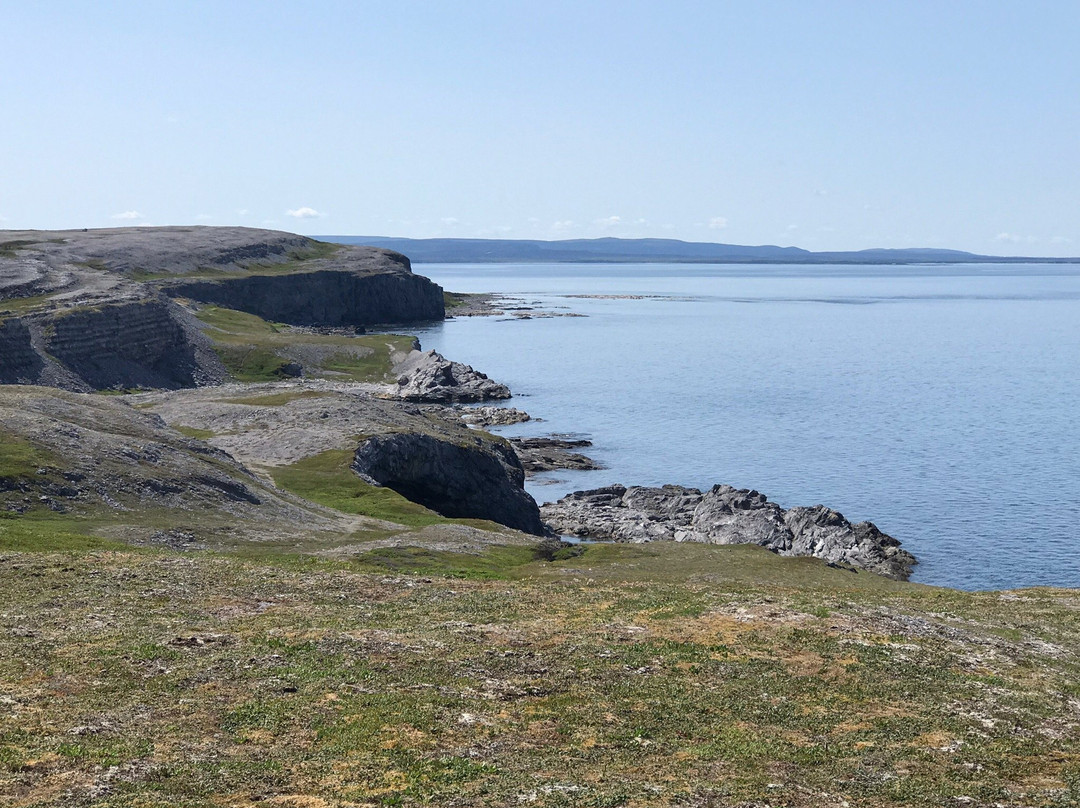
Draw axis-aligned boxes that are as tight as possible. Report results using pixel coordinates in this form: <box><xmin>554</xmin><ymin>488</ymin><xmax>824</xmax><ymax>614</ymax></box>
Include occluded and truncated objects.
<box><xmin>541</xmin><ymin>484</ymin><xmax>916</xmax><ymax>580</ymax></box>
<box><xmin>351</xmin><ymin>432</ymin><xmax>544</xmax><ymax>535</ymax></box>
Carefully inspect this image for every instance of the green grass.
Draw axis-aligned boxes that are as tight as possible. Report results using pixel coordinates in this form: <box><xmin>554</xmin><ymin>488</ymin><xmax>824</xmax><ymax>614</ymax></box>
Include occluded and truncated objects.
<box><xmin>270</xmin><ymin>449</ymin><xmax>501</xmax><ymax>532</ymax></box>
<box><xmin>217</xmin><ymin>390</ymin><xmax>330</xmax><ymax>407</ymax></box>
<box><xmin>351</xmin><ymin>544</ymin><xmax>540</xmax><ymax>578</ymax></box>
<box><xmin>0</xmin><ymin>513</ymin><xmax>129</xmax><ymax>552</ymax></box>
<box><xmin>174</xmin><ymin>425</ymin><xmax>216</xmax><ymax>440</ymax></box>
<box><xmin>194</xmin><ymin>305</ymin><xmax>282</xmax><ymax>339</ymax></box>
<box><xmin>319</xmin><ymin>346</ymin><xmax>411</xmax><ymax>382</ymax></box>
<box><xmin>0</xmin><ymin>433</ymin><xmax>59</xmax><ymax>485</ymax></box>
<box><xmin>1</xmin><ymin>549</ymin><xmax>1078</xmax><ymax>806</ymax></box>
<box><xmin>211</xmin><ymin>344</ymin><xmax>296</xmax><ymax>382</ymax></box>
<box><xmin>192</xmin><ymin>305</ymin><xmax>416</xmax><ymax>384</ymax></box>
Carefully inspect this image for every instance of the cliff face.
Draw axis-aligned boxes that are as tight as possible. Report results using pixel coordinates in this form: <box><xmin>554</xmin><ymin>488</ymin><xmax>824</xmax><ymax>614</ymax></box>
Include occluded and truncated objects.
<box><xmin>0</xmin><ymin>318</ymin><xmax>42</xmax><ymax>384</ymax></box>
<box><xmin>0</xmin><ymin>227</ymin><xmax>445</xmax><ymax>391</ymax></box>
<box><xmin>42</xmin><ymin>300</ymin><xmax>222</xmax><ymax>390</ymax></box>
<box><xmin>352</xmin><ymin>432</ymin><xmax>545</xmax><ymax>535</ymax></box>
<box><xmin>167</xmin><ymin>269</ymin><xmax>443</xmax><ymax>327</ymax></box>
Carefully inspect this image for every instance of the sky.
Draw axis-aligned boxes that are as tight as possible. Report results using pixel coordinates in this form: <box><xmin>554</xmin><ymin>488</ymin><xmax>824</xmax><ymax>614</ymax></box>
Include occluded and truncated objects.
<box><xmin>2</xmin><ymin>1</ymin><xmax>1078</xmax><ymax>255</ymax></box>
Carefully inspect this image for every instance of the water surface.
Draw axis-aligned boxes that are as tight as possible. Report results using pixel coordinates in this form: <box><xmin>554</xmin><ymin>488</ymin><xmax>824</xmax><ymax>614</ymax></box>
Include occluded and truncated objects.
<box><xmin>410</xmin><ymin>263</ymin><xmax>1080</xmax><ymax>590</ymax></box>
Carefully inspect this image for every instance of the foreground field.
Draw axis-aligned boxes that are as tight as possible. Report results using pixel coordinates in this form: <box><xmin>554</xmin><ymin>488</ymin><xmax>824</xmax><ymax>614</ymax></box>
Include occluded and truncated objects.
<box><xmin>2</xmin><ymin>542</ymin><xmax>1079</xmax><ymax>807</ymax></box>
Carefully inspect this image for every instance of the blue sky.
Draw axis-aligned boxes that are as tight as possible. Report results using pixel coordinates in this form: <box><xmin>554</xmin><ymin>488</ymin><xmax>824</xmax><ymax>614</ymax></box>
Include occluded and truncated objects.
<box><xmin>2</xmin><ymin>1</ymin><xmax>1077</xmax><ymax>255</ymax></box>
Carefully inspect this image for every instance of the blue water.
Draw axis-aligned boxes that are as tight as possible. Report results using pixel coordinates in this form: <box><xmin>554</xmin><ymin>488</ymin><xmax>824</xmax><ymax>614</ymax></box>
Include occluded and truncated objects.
<box><xmin>409</xmin><ymin>263</ymin><xmax>1080</xmax><ymax>591</ymax></box>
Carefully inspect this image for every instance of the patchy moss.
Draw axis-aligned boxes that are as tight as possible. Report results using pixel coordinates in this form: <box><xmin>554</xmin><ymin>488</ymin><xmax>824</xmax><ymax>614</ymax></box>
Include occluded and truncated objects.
<box><xmin>1</xmin><ymin>550</ymin><xmax>1078</xmax><ymax>806</ymax></box>
<box><xmin>193</xmin><ymin>304</ymin><xmax>415</xmax><ymax>384</ymax></box>
<box><xmin>174</xmin><ymin>425</ymin><xmax>216</xmax><ymax>440</ymax></box>
<box><xmin>217</xmin><ymin>390</ymin><xmax>330</xmax><ymax>407</ymax></box>
<box><xmin>0</xmin><ymin>240</ymin><xmax>38</xmax><ymax>258</ymax></box>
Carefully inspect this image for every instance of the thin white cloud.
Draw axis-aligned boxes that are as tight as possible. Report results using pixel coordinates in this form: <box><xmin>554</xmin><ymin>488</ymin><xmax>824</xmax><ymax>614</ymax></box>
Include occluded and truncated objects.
<box><xmin>1051</xmin><ymin>236</ymin><xmax>1073</xmax><ymax>244</ymax></box>
<box><xmin>195</xmin><ymin>213</ymin><xmax>213</xmax><ymax>221</ymax></box>
<box><xmin>708</xmin><ymin>216</ymin><xmax>728</xmax><ymax>230</ymax></box>
<box><xmin>286</xmin><ymin>207</ymin><xmax>323</xmax><ymax>219</ymax></box>
<box><xmin>440</xmin><ymin>217</ymin><xmax>460</xmax><ymax>226</ymax></box>
<box><xmin>594</xmin><ymin>215</ymin><xmax>622</xmax><ymax>228</ymax></box>
<box><xmin>111</xmin><ymin>210</ymin><xmax>143</xmax><ymax>220</ymax></box>
<box><xmin>552</xmin><ymin>220</ymin><xmax>575</xmax><ymax>232</ymax></box>
<box><xmin>994</xmin><ymin>232</ymin><xmax>1038</xmax><ymax>244</ymax></box>
<box><xmin>237</xmin><ymin>209</ymin><xmax>250</xmax><ymax>216</ymax></box>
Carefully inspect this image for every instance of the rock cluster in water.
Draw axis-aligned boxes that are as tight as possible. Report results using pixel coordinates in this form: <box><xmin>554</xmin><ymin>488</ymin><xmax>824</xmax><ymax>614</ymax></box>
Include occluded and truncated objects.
<box><xmin>541</xmin><ymin>484</ymin><xmax>916</xmax><ymax>580</ymax></box>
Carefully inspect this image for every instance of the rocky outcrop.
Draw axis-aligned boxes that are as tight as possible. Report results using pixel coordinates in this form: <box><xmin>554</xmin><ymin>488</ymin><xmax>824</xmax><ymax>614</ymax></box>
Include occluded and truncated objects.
<box><xmin>0</xmin><ymin>318</ymin><xmax>42</xmax><ymax>384</ymax></box>
<box><xmin>510</xmin><ymin>436</ymin><xmax>602</xmax><ymax>474</ymax></box>
<box><xmin>167</xmin><ymin>267</ymin><xmax>443</xmax><ymax>327</ymax></box>
<box><xmin>541</xmin><ymin>484</ymin><xmax>916</xmax><ymax>579</ymax></box>
<box><xmin>459</xmin><ymin>406</ymin><xmax>532</xmax><ymax>427</ymax></box>
<box><xmin>352</xmin><ymin>432</ymin><xmax>544</xmax><ymax>535</ymax></box>
<box><xmin>0</xmin><ymin>227</ymin><xmax>448</xmax><ymax>391</ymax></box>
<box><xmin>391</xmin><ymin>350</ymin><xmax>511</xmax><ymax>403</ymax></box>
<box><xmin>41</xmin><ymin>300</ymin><xmax>224</xmax><ymax>390</ymax></box>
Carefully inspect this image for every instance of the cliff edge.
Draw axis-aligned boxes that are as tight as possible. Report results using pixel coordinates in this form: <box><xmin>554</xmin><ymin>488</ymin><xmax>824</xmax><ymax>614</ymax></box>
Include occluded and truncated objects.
<box><xmin>0</xmin><ymin>227</ymin><xmax>444</xmax><ymax>391</ymax></box>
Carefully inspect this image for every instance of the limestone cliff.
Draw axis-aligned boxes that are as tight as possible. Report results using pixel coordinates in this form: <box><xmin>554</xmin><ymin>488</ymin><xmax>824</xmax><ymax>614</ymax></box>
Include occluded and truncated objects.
<box><xmin>0</xmin><ymin>227</ymin><xmax>445</xmax><ymax>391</ymax></box>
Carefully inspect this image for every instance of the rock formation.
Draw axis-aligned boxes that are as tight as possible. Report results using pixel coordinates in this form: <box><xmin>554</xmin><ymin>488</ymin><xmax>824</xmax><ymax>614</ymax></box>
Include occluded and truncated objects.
<box><xmin>541</xmin><ymin>484</ymin><xmax>916</xmax><ymax>579</ymax></box>
<box><xmin>352</xmin><ymin>432</ymin><xmax>545</xmax><ymax>535</ymax></box>
<box><xmin>0</xmin><ymin>227</ymin><xmax>444</xmax><ymax>391</ymax></box>
<box><xmin>509</xmin><ymin>436</ymin><xmax>602</xmax><ymax>474</ymax></box>
<box><xmin>390</xmin><ymin>350</ymin><xmax>511</xmax><ymax>403</ymax></box>
<box><xmin>458</xmin><ymin>406</ymin><xmax>532</xmax><ymax>427</ymax></box>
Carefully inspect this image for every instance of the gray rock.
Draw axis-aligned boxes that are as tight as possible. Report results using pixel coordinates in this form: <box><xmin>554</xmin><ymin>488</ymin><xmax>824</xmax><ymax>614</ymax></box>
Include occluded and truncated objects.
<box><xmin>391</xmin><ymin>350</ymin><xmax>511</xmax><ymax>403</ymax></box>
<box><xmin>540</xmin><ymin>483</ymin><xmax>916</xmax><ymax>580</ymax></box>
<box><xmin>0</xmin><ymin>226</ymin><xmax>444</xmax><ymax>391</ymax></box>
<box><xmin>351</xmin><ymin>431</ymin><xmax>544</xmax><ymax>535</ymax></box>
<box><xmin>459</xmin><ymin>406</ymin><xmax>532</xmax><ymax>427</ymax></box>
<box><xmin>509</xmin><ymin>436</ymin><xmax>603</xmax><ymax>474</ymax></box>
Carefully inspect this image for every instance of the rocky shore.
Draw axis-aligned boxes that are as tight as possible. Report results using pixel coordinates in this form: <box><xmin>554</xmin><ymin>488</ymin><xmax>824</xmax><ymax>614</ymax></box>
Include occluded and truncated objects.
<box><xmin>541</xmin><ymin>484</ymin><xmax>916</xmax><ymax>580</ymax></box>
<box><xmin>0</xmin><ymin>225</ymin><xmax>916</xmax><ymax>578</ymax></box>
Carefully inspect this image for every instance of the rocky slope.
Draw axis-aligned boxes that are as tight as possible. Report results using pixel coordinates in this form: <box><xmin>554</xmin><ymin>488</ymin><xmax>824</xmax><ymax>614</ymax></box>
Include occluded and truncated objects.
<box><xmin>0</xmin><ymin>227</ymin><xmax>443</xmax><ymax>391</ymax></box>
<box><xmin>0</xmin><ymin>385</ymin><xmax>354</xmax><ymax>546</ymax></box>
<box><xmin>139</xmin><ymin>381</ymin><xmax>545</xmax><ymax>537</ymax></box>
<box><xmin>541</xmin><ymin>483</ymin><xmax>916</xmax><ymax>579</ymax></box>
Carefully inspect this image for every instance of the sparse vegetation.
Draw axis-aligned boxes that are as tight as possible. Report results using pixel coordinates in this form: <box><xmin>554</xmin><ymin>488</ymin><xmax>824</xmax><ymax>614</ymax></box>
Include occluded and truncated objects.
<box><xmin>1</xmin><ymin>545</ymin><xmax>1078</xmax><ymax>806</ymax></box>
<box><xmin>193</xmin><ymin>305</ymin><xmax>416</xmax><ymax>383</ymax></box>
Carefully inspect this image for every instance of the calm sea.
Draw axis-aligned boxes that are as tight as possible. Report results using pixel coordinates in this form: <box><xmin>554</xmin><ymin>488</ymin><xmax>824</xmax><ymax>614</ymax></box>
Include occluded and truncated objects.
<box><xmin>408</xmin><ymin>263</ymin><xmax>1080</xmax><ymax>591</ymax></box>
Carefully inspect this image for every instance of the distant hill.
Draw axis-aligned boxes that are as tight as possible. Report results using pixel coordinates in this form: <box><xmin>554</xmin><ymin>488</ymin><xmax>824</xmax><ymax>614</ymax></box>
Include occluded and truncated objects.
<box><xmin>317</xmin><ymin>236</ymin><xmax>1075</xmax><ymax>264</ymax></box>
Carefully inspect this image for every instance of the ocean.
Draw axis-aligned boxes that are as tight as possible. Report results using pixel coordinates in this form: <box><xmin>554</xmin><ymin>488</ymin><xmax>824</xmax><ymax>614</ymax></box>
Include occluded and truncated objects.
<box><xmin>409</xmin><ymin>263</ymin><xmax>1080</xmax><ymax>591</ymax></box>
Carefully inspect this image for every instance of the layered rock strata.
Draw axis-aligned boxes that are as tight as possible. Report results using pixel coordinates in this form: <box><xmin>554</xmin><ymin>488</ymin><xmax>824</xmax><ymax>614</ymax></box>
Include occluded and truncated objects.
<box><xmin>509</xmin><ymin>437</ymin><xmax>602</xmax><ymax>474</ymax></box>
<box><xmin>0</xmin><ymin>227</ymin><xmax>444</xmax><ymax>391</ymax></box>
<box><xmin>541</xmin><ymin>484</ymin><xmax>916</xmax><ymax>579</ymax></box>
<box><xmin>167</xmin><ymin>268</ymin><xmax>442</xmax><ymax>327</ymax></box>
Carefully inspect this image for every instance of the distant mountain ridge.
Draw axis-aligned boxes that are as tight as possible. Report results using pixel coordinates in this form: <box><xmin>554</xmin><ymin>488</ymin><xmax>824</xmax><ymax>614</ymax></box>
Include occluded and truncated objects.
<box><xmin>319</xmin><ymin>236</ymin><xmax>1076</xmax><ymax>264</ymax></box>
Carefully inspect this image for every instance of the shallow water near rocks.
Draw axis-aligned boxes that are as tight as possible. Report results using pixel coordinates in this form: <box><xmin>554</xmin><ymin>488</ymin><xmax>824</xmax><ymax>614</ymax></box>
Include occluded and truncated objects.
<box><xmin>410</xmin><ymin>262</ymin><xmax>1080</xmax><ymax>591</ymax></box>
